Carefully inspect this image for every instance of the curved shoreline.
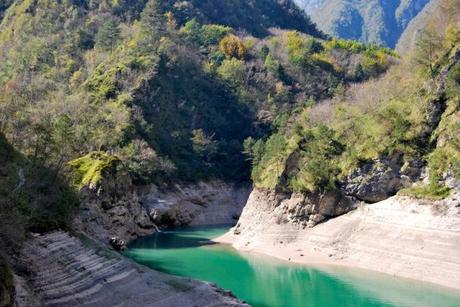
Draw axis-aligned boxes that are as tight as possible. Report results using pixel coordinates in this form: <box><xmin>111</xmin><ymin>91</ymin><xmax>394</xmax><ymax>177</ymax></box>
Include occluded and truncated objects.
<box><xmin>215</xmin><ymin>192</ymin><xmax>460</xmax><ymax>291</ymax></box>
<box><xmin>215</xmin><ymin>232</ymin><xmax>460</xmax><ymax>292</ymax></box>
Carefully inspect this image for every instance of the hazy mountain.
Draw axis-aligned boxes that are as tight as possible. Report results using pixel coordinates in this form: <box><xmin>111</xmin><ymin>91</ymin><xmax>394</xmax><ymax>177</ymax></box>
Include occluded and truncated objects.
<box><xmin>396</xmin><ymin>0</ymin><xmax>442</xmax><ymax>52</ymax></box>
<box><xmin>295</xmin><ymin>0</ymin><xmax>432</xmax><ymax>47</ymax></box>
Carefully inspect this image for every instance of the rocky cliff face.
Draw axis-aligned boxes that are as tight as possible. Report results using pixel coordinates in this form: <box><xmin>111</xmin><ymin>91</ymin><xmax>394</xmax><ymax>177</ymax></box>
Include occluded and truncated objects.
<box><xmin>139</xmin><ymin>182</ymin><xmax>251</xmax><ymax>228</ymax></box>
<box><xmin>341</xmin><ymin>155</ymin><xmax>424</xmax><ymax>203</ymax></box>
<box><xmin>73</xmin><ymin>163</ymin><xmax>250</xmax><ymax>243</ymax></box>
<box><xmin>396</xmin><ymin>0</ymin><xmax>442</xmax><ymax>52</ymax></box>
<box><xmin>232</xmin><ymin>149</ymin><xmax>426</xmax><ymax>238</ymax></box>
<box><xmin>72</xmin><ymin>165</ymin><xmax>156</xmax><ymax>244</ymax></box>
<box><xmin>11</xmin><ymin>164</ymin><xmax>250</xmax><ymax>306</ymax></box>
<box><xmin>233</xmin><ymin>188</ymin><xmax>356</xmax><ymax>234</ymax></box>
<box><xmin>226</xmin><ymin>190</ymin><xmax>460</xmax><ymax>289</ymax></box>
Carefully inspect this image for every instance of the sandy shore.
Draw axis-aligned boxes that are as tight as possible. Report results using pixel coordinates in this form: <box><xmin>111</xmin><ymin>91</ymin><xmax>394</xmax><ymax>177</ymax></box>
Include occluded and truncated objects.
<box><xmin>215</xmin><ymin>193</ymin><xmax>460</xmax><ymax>291</ymax></box>
<box><xmin>216</xmin><ymin>231</ymin><xmax>348</xmax><ymax>266</ymax></box>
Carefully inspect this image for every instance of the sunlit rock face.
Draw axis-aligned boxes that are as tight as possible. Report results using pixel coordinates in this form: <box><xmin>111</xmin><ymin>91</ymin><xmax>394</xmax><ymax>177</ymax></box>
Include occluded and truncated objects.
<box><xmin>230</xmin><ymin>189</ymin><xmax>460</xmax><ymax>290</ymax></box>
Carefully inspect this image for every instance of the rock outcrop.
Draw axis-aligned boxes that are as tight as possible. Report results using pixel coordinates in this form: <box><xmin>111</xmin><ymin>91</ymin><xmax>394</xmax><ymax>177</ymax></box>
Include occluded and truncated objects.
<box><xmin>73</xmin><ymin>161</ymin><xmax>250</xmax><ymax>243</ymax></box>
<box><xmin>16</xmin><ymin>231</ymin><xmax>247</xmax><ymax>307</ymax></box>
<box><xmin>341</xmin><ymin>155</ymin><xmax>424</xmax><ymax>203</ymax></box>
<box><xmin>223</xmin><ymin>190</ymin><xmax>460</xmax><ymax>290</ymax></box>
<box><xmin>139</xmin><ymin>182</ymin><xmax>251</xmax><ymax>227</ymax></box>
<box><xmin>233</xmin><ymin>188</ymin><xmax>357</xmax><ymax>234</ymax></box>
<box><xmin>72</xmin><ymin>164</ymin><xmax>156</xmax><ymax>244</ymax></box>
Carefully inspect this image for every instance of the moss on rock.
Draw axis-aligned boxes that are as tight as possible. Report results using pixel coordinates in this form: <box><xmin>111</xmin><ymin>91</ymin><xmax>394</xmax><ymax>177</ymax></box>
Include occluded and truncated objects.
<box><xmin>398</xmin><ymin>184</ymin><xmax>451</xmax><ymax>200</ymax></box>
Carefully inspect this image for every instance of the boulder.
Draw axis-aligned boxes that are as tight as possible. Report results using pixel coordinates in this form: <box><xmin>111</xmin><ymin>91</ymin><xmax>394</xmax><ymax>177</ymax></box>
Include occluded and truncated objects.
<box><xmin>341</xmin><ymin>156</ymin><xmax>423</xmax><ymax>203</ymax></box>
<box><xmin>110</xmin><ymin>237</ymin><xmax>126</xmax><ymax>251</ymax></box>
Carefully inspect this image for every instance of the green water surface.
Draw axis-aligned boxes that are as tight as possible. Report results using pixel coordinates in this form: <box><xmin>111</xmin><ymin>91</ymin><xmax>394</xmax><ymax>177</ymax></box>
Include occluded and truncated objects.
<box><xmin>125</xmin><ymin>225</ymin><xmax>460</xmax><ymax>307</ymax></box>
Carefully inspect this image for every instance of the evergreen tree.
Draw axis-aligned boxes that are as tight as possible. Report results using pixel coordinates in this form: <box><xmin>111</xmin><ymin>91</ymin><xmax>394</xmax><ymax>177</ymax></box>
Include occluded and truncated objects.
<box><xmin>264</xmin><ymin>54</ymin><xmax>280</xmax><ymax>75</ymax></box>
<box><xmin>354</xmin><ymin>63</ymin><xmax>365</xmax><ymax>81</ymax></box>
<box><xmin>260</xmin><ymin>45</ymin><xmax>270</xmax><ymax>61</ymax></box>
<box><xmin>414</xmin><ymin>25</ymin><xmax>442</xmax><ymax>77</ymax></box>
<box><xmin>95</xmin><ymin>19</ymin><xmax>120</xmax><ymax>51</ymax></box>
<box><xmin>140</xmin><ymin>0</ymin><xmax>164</xmax><ymax>37</ymax></box>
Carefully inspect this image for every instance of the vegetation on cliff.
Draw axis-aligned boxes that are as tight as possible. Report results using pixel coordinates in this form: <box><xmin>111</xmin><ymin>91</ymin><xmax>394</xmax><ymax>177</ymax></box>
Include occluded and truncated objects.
<box><xmin>0</xmin><ymin>0</ymin><xmax>427</xmax><ymax>253</ymax></box>
<box><xmin>0</xmin><ymin>0</ymin><xmax>392</xmax><ymax>190</ymax></box>
<box><xmin>0</xmin><ymin>133</ymin><xmax>78</xmax><ymax>238</ymax></box>
<box><xmin>248</xmin><ymin>0</ymin><xmax>460</xmax><ymax>199</ymax></box>
<box><xmin>0</xmin><ymin>0</ymin><xmax>396</xmax><ymax>270</ymax></box>
<box><xmin>0</xmin><ymin>0</ymin><xmax>456</xmax><ymax>251</ymax></box>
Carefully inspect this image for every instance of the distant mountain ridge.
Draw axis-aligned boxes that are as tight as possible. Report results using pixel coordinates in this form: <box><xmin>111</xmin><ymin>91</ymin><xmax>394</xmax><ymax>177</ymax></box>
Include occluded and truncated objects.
<box><xmin>396</xmin><ymin>0</ymin><xmax>442</xmax><ymax>52</ymax></box>
<box><xmin>161</xmin><ymin>0</ymin><xmax>323</xmax><ymax>38</ymax></box>
<box><xmin>294</xmin><ymin>0</ymin><xmax>432</xmax><ymax>47</ymax></box>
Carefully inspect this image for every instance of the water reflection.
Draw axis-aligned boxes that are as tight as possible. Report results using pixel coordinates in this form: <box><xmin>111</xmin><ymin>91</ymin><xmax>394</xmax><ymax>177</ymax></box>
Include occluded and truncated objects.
<box><xmin>126</xmin><ymin>226</ymin><xmax>460</xmax><ymax>307</ymax></box>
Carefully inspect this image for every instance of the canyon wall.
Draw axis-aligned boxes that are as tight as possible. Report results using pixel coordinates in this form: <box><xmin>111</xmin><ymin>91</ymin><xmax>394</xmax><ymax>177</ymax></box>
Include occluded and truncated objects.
<box><xmin>73</xmin><ymin>163</ymin><xmax>250</xmax><ymax>243</ymax></box>
<box><xmin>223</xmin><ymin>189</ymin><xmax>460</xmax><ymax>289</ymax></box>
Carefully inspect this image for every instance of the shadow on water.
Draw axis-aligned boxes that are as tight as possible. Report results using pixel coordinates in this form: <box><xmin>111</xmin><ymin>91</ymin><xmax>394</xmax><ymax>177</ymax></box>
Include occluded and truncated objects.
<box><xmin>125</xmin><ymin>225</ymin><xmax>460</xmax><ymax>307</ymax></box>
<box><xmin>127</xmin><ymin>225</ymin><xmax>229</xmax><ymax>250</ymax></box>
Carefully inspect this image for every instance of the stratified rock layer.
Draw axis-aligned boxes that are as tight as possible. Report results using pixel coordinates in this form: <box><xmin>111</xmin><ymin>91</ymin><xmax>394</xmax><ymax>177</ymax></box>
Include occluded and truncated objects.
<box><xmin>17</xmin><ymin>231</ymin><xmax>246</xmax><ymax>307</ymax></box>
<box><xmin>74</xmin><ymin>178</ymin><xmax>250</xmax><ymax>243</ymax></box>
<box><xmin>139</xmin><ymin>182</ymin><xmax>251</xmax><ymax>227</ymax></box>
<box><xmin>227</xmin><ymin>189</ymin><xmax>460</xmax><ymax>290</ymax></box>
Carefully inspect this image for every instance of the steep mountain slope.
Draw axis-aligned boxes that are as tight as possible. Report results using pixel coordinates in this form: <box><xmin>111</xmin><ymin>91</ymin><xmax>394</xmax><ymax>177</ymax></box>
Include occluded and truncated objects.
<box><xmin>0</xmin><ymin>0</ymin><xmax>324</xmax><ymax>186</ymax></box>
<box><xmin>0</xmin><ymin>0</ymin><xmax>390</xmax><ymax>188</ymax></box>
<box><xmin>295</xmin><ymin>0</ymin><xmax>432</xmax><ymax>47</ymax></box>
<box><xmin>396</xmin><ymin>0</ymin><xmax>442</xmax><ymax>52</ymax></box>
<box><xmin>246</xmin><ymin>0</ymin><xmax>460</xmax><ymax>211</ymax></box>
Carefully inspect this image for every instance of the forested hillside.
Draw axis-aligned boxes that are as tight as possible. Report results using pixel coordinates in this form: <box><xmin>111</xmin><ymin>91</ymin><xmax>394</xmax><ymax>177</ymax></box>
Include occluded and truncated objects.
<box><xmin>161</xmin><ymin>0</ymin><xmax>324</xmax><ymax>38</ymax></box>
<box><xmin>0</xmin><ymin>0</ymin><xmax>394</xmax><ymax>253</ymax></box>
<box><xmin>248</xmin><ymin>0</ymin><xmax>460</xmax><ymax>200</ymax></box>
<box><xmin>0</xmin><ymin>0</ymin><xmax>313</xmax><ymax>187</ymax></box>
<box><xmin>294</xmin><ymin>0</ymin><xmax>432</xmax><ymax>47</ymax></box>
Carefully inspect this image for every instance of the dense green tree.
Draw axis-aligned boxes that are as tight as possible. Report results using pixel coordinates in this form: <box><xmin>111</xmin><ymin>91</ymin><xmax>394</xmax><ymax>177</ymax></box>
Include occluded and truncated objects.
<box><xmin>264</xmin><ymin>54</ymin><xmax>280</xmax><ymax>75</ymax></box>
<box><xmin>414</xmin><ymin>26</ymin><xmax>442</xmax><ymax>76</ymax></box>
<box><xmin>191</xmin><ymin>129</ymin><xmax>218</xmax><ymax>162</ymax></box>
<box><xmin>95</xmin><ymin>19</ymin><xmax>121</xmax><ymax>51</ymax></box>
<box><xmin>140</xmin><ymin>0</ymin><xmax>164</xmax><ymax>36</ymax></box>
<box><xmin>180</xmin><ymin>19</ymin><xmax>202</xmax><ymax>43</ymax></box>
<box><xmin>354</xmin><ymin>63</ymin><xmax>365</xmax><ymax>81</ymax></box>
<box><xmin>217</xmin><ymin>58</ymin><xmax>246</xmax><ymax>87</ymax></box>
<box><xmin>200</xmin><ymin>24</ymin><xmax>232</xmax><ymax>46</ymax></box>
<box><xmin>76</xmin><ymin>28</ymin><xmax>95</xmax><ymax>50</ymax></box>
<box><xmin>260</xmin><ymin>45</ymin><xmax>270</xmax><ymax>62</ymax></box>
<box><xmin>52</xmin><ymin>115</ymin><xmax>75</xmax><ymax>163</ymax></box>
<box><xmin>291</xmin><ymin>125</ymin><xmax>344</xmax><ymax>192</ymax></box>
<box><xmin>243</xmin><ymin>137</ymin><xmax>265</xmax><ymax>166</ymax></box>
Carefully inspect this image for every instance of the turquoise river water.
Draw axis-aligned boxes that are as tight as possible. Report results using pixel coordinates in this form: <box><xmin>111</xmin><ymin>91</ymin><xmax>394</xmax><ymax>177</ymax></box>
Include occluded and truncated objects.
<box><xmin>125</xmin><ymin>225</ymin><xmax>460</xmax><ymax>307</ymax></box>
